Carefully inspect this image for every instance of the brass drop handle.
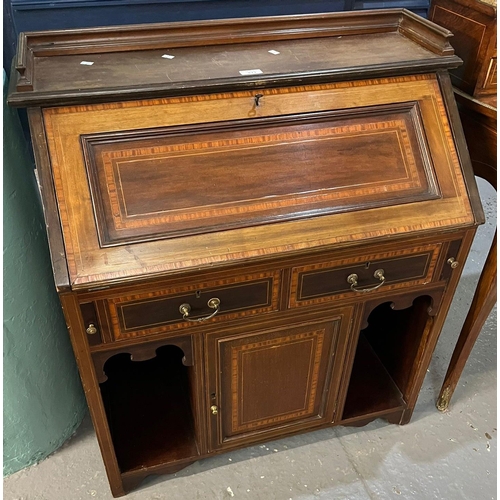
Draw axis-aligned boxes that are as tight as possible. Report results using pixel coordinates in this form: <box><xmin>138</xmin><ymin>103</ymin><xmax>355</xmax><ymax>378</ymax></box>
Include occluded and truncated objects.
<box><xmin>210</xmin><ymin>405</ymin><xmax>219</xmax><ymax>415</ymax></box>
<box><xmin>179</xmin><ymin>298</ymin><xmax>221</xmax><ymax>322</ymax></box>
<box><xmin>86</xmin><ymin>323</ymin><xmax>98</xmax><ymax>335</ymax></box>
<box><xmin>447</xmin><ymin>257</ymin><xmax>459</xmax><ymax>269</ymax></box>
<box><xmin>347</xmin><ymin>269</ymin><xmax>386</xmax><ymax>293</ymax></box>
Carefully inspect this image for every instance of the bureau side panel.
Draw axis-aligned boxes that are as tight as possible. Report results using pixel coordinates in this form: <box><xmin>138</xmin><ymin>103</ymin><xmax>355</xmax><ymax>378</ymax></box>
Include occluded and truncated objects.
<box><xmin>27</xmin><ymin>108</ymin><xmax>70</xmax><ymax>290</ymax></box>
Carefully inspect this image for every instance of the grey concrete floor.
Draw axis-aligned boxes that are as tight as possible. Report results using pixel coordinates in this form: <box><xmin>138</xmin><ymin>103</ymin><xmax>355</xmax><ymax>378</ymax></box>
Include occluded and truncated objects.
<box><xmin>4</xmin><ymin>178</ymin><xmax>497</xmax><ymax>500</ymax></box>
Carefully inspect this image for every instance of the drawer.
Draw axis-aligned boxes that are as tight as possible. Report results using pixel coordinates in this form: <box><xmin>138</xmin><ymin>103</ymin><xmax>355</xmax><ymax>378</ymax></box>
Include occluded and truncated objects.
<box><xmin>289</xmin><ymin>244</ymin><xmax>442</xmax><ymax>307</ymax></box>
<box><xmin>106</xmin><ymin>271</ymin><xmax>281</xmax><ymax>340</ymax></box>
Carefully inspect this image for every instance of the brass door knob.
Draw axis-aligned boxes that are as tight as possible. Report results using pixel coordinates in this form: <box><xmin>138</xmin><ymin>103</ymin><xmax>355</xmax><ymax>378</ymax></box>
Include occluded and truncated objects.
<box><xmin>86</xmin><ymin>323</ymin><xmax>97</xmax><ymax>335</ymax></box>
<box><xmin>447</xmin><ymin>257</ymin><xmax>459</xmax><ymax>269</ymax></box>
<box><xmin>210</xmin><ymin>405</ymin><xmax>219</xmax><ymax>415</ymax></box>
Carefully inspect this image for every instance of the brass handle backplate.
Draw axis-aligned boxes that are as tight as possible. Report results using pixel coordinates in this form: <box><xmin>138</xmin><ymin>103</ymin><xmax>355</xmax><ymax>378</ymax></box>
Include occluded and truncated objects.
<box><xmin>86</xmin><ymin>323</ymin><xmax>98</xmax><ymax>335</ymax></box>
<box><xmin>347</xmin><ymin>269</ymin><xmax>386</xmax><ymax>293</ymax></box>
<box><xmin>447</xmin><ymin>257</ymin><xmax>459</xmax><ymax>269</ymax></box>
<box><xmin>179</xmin><ymin>298</ymin><xmax>221</xmax><ymax>322</ymax></box>
<box><xmin>210</xmin><ymin>405</ymin><xmax>219</xmax><ymax>415</ymax></box>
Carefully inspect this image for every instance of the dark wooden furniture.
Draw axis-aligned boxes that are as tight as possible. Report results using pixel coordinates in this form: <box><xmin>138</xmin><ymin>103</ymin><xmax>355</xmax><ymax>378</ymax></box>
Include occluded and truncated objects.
<box><xmin>8</xmin><ymin>10</ymin><xmax>484</xmax><ymax>497</ymax></box>
<box><xmin>429</xmin><ymin>0</ymin><xmax>496</xmax><ymax>98</ymax></box>
<box><xmin>429</xmin><ymin>0</ymin><xmax>496</xmax><ymax>411</ymax></box>
<box><xmin>436</xmin><ymin>89</ymin><xmax>497</xmax><ymax>410</ymax></box>
<box><xmin>4</xmin><ymin>0</ymin><xmax>432</xmax><ymax>76</ymax></box>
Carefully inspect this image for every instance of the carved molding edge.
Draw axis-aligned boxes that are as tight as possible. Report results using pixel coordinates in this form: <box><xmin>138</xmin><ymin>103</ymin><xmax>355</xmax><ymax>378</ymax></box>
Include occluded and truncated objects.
<box><xmin>360</xmin><ymin>288</ymin><xmax>444</xmax><ymax>330</ymax></box>
<box><xmin>92</xmin><ymin>336</ymin><xmax>193</xmax><ymax>383</ymax></box>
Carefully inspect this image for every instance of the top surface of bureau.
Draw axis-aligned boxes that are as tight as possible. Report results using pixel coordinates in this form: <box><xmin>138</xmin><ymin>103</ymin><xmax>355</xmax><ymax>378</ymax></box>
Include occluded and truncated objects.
<box><xmin>9</xmin><ymin>9</ymin><xmax>459</xmax><ymax>106</ymax></box>
<box><xmin>9</xmin><ymin>10</ymin><xmax>483</xmax><ymax>289</ymax></box>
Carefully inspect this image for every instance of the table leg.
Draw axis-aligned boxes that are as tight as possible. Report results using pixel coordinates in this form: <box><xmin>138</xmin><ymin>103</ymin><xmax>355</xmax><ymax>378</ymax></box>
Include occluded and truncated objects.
<box><xmin>437</xmin><ymin>233</ymin><xmax>497</xmax><ymax>411</ymax></box>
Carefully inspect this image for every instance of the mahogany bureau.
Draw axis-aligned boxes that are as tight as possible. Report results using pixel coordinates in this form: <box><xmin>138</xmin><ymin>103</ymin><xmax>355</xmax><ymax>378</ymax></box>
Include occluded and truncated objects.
<box><xmin>8</xmin><ymin>10</ymin><xmax>484</xmax><ymax>496</ymax></box>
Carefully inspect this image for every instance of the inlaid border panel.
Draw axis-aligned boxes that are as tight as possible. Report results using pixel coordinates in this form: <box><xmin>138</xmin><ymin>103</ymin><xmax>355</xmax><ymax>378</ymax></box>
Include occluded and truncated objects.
<box><xmin>289</xmin><ymin>243</ymin><xmax>442</xmax><ymax>307</ymax></box>
<box><xmin>107</xmin><ymin>270</ymin><xmax>282</xmax><ymax>340</ymax></box>
<box><xmin>230</xmin><ymin>329</ymin><xmax>325</xmax><ymax>432</ymax></box>
<box><xmin>42</xmin><ymin>74</ymin><xmax>474</xmax><ymax>287</ymax></box>
<box><xmin>80</xmin><ymin>102</ymin><xmax>439</xmax><ymax>246</ymax></box>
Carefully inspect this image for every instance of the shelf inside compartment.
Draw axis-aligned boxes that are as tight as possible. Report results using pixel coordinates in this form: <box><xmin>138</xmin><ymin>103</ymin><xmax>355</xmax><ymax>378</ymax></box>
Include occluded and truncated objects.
<box><xmin>342</xmin><ymin>295</ymin><xmax>434</xmax><ymax>421</ymax></box>
<box><xmin>342</xmin><ymin>333</ymin><xmax>406</xmax><ymax>421</ymax></box>
<box><xmin>100</xmin><ymin>345</ymin><xmax>199</xmax><ymax>473</ymax></box>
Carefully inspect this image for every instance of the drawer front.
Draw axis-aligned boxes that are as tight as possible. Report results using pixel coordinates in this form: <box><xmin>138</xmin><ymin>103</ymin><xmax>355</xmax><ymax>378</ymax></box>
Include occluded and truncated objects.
<box><xmin>290</xmin><ymin>244</ymin><xmax>442</xmax><ymax>307</ymax></box>
<box><xmin>108</xmin><ymin>271</ymin><xmax>281</xmax><ymax>340</ymax></box>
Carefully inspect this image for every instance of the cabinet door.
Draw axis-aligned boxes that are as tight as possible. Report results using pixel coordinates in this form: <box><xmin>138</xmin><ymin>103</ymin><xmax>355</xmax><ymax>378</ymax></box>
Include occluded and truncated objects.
<box><xmin>206</xmin><ymin>310</ymin><xmax>352</xmax><ymax>450</ymax></box>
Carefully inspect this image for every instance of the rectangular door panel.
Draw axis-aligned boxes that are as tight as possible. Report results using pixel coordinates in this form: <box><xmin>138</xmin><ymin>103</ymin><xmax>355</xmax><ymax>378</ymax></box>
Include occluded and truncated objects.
<box><xmin>206</xmin><ymin>309</ymin><xmax>352</xmax><ymax>449</ymax></box>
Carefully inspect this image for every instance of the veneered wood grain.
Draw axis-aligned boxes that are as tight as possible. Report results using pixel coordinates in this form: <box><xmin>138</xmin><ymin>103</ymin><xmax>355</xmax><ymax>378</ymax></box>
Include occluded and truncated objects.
<box><xmin>107</xmin><ymin>270</ymin><xmax>281</xmax><ymax>340</ymax></box>
<box><xmin>290</xmin><ymin>243</ymin><xmax>442</xmax><ymax>307</ymax></box>
<box><xmin>398</xmin><ymin>228</ymin><xmax>477</xmax><ymax>416</ymax></box>
<box><xmin>74</xmin><ymin>229</ymin><xmax>470</xmax><ymax>304</ymax></box>
<box><xmin>82</xmin><ymin>103</ymin><xmax>439</xmax><ymax>245</ymax></box>
<box><xmin>12</xmin><ymin>15</ymin><xmax>486</xmax><ymax>497</ymax></box>
<box><xmin>59</xmin><ymin>293</ymin><xmax>125</xmax><ymax>496</ymax></box>
<box><xmin>32</xmin><ymin>34</ymin><xmax>441</xmax><ymax>95</ymax></box>
<box><xmin>8</xmin><ymin>10</ymin><xmax>460</xmax><ymax>106</ymax></box>
<box><xmin>436</xmin><ymin>86</ymin><xmax>496</xmax><ymax>411</ymax></box>
<box><xmin>229</xmin><ymin>328</ymin><xmax>327</xmax><ymax>432</ymax></box>
<box><xmin>429</xmin><ymin>0</ymin><xmax>496</xmax><ymax>96</ymax></box>
<box><xmin>95</xmin><ymin>300</ymin><xmax>114</xmax><ymax>344</ymax></box>
<box><xmin>27</xmin><ymin>108</ymin><xmax>70</xmax><ymax>291</ymax></box>
<box><xmin>454</xmin><ymin>87</ymin><xmax>497</xmax><ymax>187</ymax></box>
<box><xmin>206</xmin><ymin>308</ymin><xmax>353</xmax><ymax>449</ymax></box>
<box><xmin>43</xmin><ymin>75</ymin><xmax>474</xmax><ymax>288</ymax></box>
<box><xmin>437</xmin><ymin>71</ymin><xmax>486</xmax><ymax>225</ymax></box>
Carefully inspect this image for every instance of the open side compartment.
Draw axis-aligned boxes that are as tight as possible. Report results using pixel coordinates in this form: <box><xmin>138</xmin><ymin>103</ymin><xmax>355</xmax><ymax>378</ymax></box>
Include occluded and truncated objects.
<box><xmin>99</xmin><ymin>344</ymin><xmax>200</xmax><ymax>473</ymax></box>
<box><xmin>342</xmin><ymin>295</ymin><xmax>434</xmax><ymax>422</ymax></box>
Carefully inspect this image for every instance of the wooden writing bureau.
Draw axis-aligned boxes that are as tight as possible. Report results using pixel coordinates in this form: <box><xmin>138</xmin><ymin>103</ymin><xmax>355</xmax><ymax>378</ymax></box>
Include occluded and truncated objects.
<box><xmin>8</xmin><ymin>10</ymin><xmax>485</xmax><ymax>496</ymax></box>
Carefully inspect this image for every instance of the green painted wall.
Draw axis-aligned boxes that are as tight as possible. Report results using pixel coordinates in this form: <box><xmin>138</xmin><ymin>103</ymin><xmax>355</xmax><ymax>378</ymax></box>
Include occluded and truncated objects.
<box><xmin>3</xmin><ymin>74</ymin><xmax>87</xmax><ymax>476</ymax></box>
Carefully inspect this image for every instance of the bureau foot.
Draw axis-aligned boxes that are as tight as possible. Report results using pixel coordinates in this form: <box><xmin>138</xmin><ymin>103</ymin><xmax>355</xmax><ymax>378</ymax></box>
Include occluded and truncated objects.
<box><xmin>120</xmin><ymin>461</ymin><xmax>196</xmax><ymax>496</ymax></box>
<box><xmin>393</xmin><ymin>408</ymin><xmax>414</xmax><ymax>425</ymax></box>
<box><xmin>108</xmin><ymin>482</ymin><xmax>126</xmax><ymax>498</ymax></box>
